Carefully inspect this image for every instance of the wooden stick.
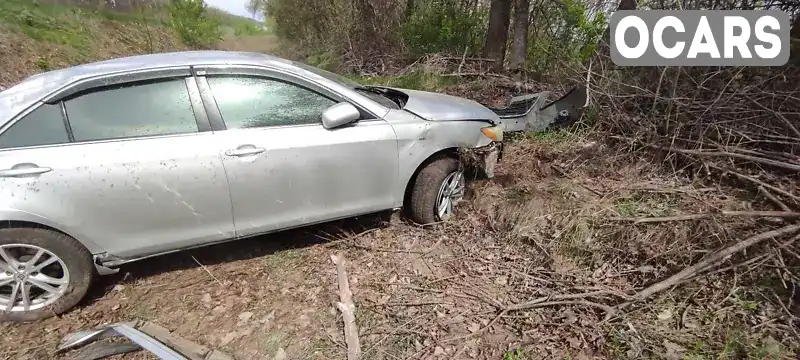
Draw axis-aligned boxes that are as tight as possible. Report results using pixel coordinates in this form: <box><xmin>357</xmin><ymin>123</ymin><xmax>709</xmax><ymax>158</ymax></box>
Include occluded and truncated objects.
<box><xmin>331</xmin><ymin>254</ymin><xmax>361</xmax><ymax>360</ymax></box>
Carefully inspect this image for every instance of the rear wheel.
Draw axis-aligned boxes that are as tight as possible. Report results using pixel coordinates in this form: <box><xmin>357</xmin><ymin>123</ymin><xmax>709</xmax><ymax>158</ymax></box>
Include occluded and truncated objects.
<box><xmin>0</xmin><ymin>228</ymin><xmax>94</xmax><ymax>322</ymax></box>
<box><xmin>409</xmin><ymin>157</ymin><xmax>466</xmax><ymax>224</ymax></box>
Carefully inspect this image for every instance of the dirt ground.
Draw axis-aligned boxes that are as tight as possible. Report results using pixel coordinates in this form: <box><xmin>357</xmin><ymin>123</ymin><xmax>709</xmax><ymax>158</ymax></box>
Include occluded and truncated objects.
<box><xmin>2</xmin><ymin>134</ymin><xmax>797</xmax><ymax>360</ymax></box>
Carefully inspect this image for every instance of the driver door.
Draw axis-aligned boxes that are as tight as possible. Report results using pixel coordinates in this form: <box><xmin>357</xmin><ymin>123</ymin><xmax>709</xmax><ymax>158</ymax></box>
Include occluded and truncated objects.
<box><xmin>198</xmin><ymin>72</ymin><xmax>399</xmax><ymax>238</ymax></box>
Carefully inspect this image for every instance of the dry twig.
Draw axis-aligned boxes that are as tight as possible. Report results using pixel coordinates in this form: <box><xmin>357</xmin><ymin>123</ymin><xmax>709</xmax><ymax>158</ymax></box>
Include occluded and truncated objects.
<box><xmin>190</xmin><ymin>255</ymin><xmax>224</xmax><ymax>287</ymax></box>
<box><xmin>612</xmin><ymin>211</ymin><xmax>800</xmax><ymax>224</ymax></box>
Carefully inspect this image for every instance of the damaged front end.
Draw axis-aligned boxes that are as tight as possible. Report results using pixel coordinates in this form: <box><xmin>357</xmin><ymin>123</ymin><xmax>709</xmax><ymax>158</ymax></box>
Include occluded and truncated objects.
<box><xmin>489</xmin><ymin>84</ymin><xmax>588</xmax><ymax>133</ymax></box>
<box><xmin>460</xmin><ymin>141</ymin><xmax>503</xmax><ymax>179</ymax></box>
<box><xmin>457</xmin><ymin>85</ymin><xmax>587</xmax><ymax>178</ymax></box>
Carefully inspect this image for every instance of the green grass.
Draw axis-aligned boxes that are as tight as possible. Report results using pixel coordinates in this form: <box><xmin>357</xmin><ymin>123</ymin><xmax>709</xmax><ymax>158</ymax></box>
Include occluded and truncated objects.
<box><xmin>503</xmin><ymin>349</ymin><xmax>530</xmax><ymax>360</ymax></box>
<box><xmin>0</xmin><ymin>0</ymin><xmax>94</xmax><ymax>51</ymax></box>
<box><xmin>0</xmin><ymin>0</ymin><xmax>264</xmax><ymax>52</ymax></box>
<box><xmin>350</xmin><ymin>70</ymin><xmax>459</xmax><ymax>92</ymax></box>
<box><xmin>207</xmin><ymin>7</ymin><xmax>268</xmax><ymax>37</ymax></box>
<box><xmin>615</xmin><ymin>195</ymin><xmax>673</xmax><ymax>218</ymax></box>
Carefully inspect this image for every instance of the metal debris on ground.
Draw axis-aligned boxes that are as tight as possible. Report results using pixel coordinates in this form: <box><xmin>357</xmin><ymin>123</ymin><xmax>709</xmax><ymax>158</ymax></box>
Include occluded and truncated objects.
<box><xmin>56</xmin><ymin>319</ymin><xmax>234</xmax><ymax>360</ymax></box>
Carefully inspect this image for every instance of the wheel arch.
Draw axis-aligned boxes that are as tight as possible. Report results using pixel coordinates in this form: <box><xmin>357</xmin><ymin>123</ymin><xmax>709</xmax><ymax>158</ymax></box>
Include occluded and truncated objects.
<box><xmin>401</xmin><ymin>147</ymin><xmax>460</xmax><ymax>210</ymax></box>
<box><xmin>0</xmin><ymin>211</ymin><xmax>105</xmax><ymax>255</ymax></box>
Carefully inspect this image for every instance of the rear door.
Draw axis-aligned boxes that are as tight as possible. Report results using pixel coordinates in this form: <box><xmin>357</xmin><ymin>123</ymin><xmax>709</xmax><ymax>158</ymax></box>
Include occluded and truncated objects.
<box><xmin>195</xmin><ymin>68</ymin><xmax>399</xmax><ymax>237</ymax></box>
<box><xmin>0</xmin><ymin>74</ymin><xmax>235</xmax><ymax>259</ymax></box>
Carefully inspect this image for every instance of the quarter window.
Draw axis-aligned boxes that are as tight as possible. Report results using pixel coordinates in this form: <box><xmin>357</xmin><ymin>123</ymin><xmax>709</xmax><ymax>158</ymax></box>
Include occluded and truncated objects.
<box><xmin>207</xmin><ymin>76</ymin><xmax>337</xmax><ymax>129</ymax></box>
<box><xmin>65</xmin><ymin>78</ymin><xmax>198</xmax><ymax>142</ymax></box>
<box><xmin>0</xmin><ymin>104</ymin><xmax>69</xmax><ymax>149</ymax></box>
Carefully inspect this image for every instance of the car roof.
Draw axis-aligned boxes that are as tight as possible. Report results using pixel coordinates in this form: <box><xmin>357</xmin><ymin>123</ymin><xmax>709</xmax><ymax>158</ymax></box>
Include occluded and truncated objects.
<box><xmin>0</xmin><ymin>51</ymin><xmax>303</xmax><ymax>126</ymax></box>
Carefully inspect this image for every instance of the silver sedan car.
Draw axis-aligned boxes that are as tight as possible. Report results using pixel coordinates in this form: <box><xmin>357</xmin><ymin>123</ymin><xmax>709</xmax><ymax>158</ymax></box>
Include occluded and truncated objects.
<box><xmin>0</xmin><ymin>51</ymin><xmax>503</xmax><ymax>322</ymax></box>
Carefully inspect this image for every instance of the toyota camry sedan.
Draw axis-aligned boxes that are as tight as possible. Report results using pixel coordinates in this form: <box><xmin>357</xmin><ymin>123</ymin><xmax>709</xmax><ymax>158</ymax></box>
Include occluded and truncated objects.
<box><xmin>0</xmin><ymin>51</ymin><xmax>503</xmax><ymax>321</ymax></box>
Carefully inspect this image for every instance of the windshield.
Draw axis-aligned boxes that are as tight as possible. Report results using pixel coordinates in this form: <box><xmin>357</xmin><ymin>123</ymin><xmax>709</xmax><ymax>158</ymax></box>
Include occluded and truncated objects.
<box><xmin>293</xmin><ymin>62</ymin><xmax>400</xmax><ymax>109</ymax></box>
<box><xmin>292</xmin><ymin>62</ymin><xmax>362</xmax><ymax>89</ymax></box>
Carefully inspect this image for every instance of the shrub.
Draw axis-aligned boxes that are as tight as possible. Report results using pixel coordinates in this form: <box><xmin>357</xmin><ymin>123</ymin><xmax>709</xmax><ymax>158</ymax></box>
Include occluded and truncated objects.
<box><xmin>233</xmin><ymin>22</ymin><xmax>263</xmax><ymax>37</ymax></box>
<box><xmin>166</xmin><ymin>0</ymin><xmax>221</xmax><ymax>49</ymax></box>
<box><xmin>402</xmin><ymin>0</ymin><xmax>488</xmax><ymax>56</ymax></box>
<box><xmin>263</xmin><ymin>0</ymin><xmax>405</xmax><ymax>69</ymax></box>
<box><xmin>526</xmin><ymin>0</ymin><xmax>605</xmax><ymax>75</ymax></box>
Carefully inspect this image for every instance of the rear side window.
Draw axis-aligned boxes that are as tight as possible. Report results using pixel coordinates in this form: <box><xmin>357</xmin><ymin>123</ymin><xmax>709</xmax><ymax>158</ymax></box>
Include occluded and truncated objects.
<box><xmin>65</xmin><ymin>78</ymin><xmax>198</xmax><ymax>142</ymax></box>
<box><xmin>0</xmin><ymin>104</ymin><xmax>69</xmax><ymax>149</ymax></box>
<box><xmin>207</xmin><ymin>76</ymin><xmax>336</xmax><ymax>129</ymax></box>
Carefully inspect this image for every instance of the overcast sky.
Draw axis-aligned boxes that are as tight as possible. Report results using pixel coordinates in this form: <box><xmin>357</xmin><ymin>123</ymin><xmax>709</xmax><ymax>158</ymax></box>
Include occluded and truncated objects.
<box><xmin>205</xmin><ymin>0</ymin><xmax>255</xmax><ymax>19</ymax></box>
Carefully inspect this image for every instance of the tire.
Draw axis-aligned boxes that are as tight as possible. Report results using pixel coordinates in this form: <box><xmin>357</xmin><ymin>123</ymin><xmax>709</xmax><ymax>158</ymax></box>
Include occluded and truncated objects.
<box><xmin>0</xmin><ymin>228</ymin><xmax>95</xmax><ymax>322</ymax></box>
<box><xmin>409</xmin><ymin>157</ymin><xmax>465</xmax><ymax>224</ymax></box>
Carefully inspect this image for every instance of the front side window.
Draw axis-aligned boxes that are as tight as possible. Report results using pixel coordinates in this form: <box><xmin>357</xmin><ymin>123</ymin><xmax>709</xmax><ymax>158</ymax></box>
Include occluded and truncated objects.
<box><xmin>65</xmin><ymin>78</ymin><xmax>198</xmax><ymax>142</ymax></box>
<box><xmin>0</xmin><ymin>104</ymin><xmax>69</xmax><ymax>149</ymax></box>
<box><xmin>207</xmin><ymin>76</ymin><xmax>337</xmax><ymax>129</ymax></box>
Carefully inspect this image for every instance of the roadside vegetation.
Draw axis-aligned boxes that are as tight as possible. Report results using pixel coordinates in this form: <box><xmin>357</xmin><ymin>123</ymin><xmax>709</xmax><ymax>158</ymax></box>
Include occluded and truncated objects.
<box><xmin>0</xmin><ymin>0</ymin><xmax>270</xmax><ymax>88</ymax></box>
<box><xmin>249</xmin><ymin>0</ymin><xmax>800</xmax><ymax>358</ymax></box>
<box><xmin>0</xmin><ymin>0</ymin><xmax>798</xmax><ymax>359</ymax></box>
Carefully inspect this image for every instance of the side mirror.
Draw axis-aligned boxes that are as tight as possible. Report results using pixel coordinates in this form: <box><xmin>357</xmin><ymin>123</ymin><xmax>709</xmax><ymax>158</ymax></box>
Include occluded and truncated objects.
<box><xmin>321</xmin><ymin>103</ymin><xmax>360</xmax><ymax>129</ymax></box>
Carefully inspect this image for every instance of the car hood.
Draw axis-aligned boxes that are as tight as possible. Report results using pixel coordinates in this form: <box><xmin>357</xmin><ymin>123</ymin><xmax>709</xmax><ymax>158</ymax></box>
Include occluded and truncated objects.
<box><xmin>391</xmin><ymin>88</ymin><xmax>500</xmax><ymax>123</ymax></box>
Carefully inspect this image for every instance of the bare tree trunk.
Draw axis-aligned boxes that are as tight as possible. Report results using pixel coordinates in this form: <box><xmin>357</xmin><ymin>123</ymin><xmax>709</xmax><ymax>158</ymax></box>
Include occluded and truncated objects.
<box><xmin>508</xmin><ymin>0</ymin><xmax>530</xmax><ymax>71</ymax></box>
<box><xmin>483</xmin><ymin>0</ymin><xmax>513</xmax><ymax>71</ymax></box>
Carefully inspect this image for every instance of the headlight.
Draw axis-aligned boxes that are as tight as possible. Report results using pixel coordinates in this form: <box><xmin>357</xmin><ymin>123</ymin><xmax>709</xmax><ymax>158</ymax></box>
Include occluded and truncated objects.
<box><xmin>480</xmin><ymin>124</ymin><xmax>504</xmax><ymax>142</ymax></box>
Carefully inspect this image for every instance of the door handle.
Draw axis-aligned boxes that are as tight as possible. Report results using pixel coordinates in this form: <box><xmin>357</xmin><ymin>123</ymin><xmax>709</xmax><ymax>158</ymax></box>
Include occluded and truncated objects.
<box><xmin>0</xmin><ymin>165</ymin><xmax>52</xmax><ymax>177</ymax></box>
<box><xmin>225</xmin><ymin>147</ymin><xmax>266</xmax><ymax>157</ymax></box>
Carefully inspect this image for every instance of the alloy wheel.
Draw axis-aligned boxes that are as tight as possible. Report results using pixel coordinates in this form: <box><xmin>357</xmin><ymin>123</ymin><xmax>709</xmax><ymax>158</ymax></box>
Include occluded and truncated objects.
<box><xmin>435</xmin><ymin>170</ymin><xmax>465</xmax><ymax>221</ymax></box>
<box><xmin>0</xmin><ymin>244</ymin><xmax>70</xmax><ymax>312</ymax></box>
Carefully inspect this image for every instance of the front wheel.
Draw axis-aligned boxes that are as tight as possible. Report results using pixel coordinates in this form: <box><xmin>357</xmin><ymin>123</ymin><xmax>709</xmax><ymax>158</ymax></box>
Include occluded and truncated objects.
<box><xmin>0</xmin><ymin>228</ymin><xmax>95</xmax><ymax>322</ymax></box>
<box><xmin>409</xmin><ymin>157</ymin><xmax>466</xmax><ymax>224</ymax></box>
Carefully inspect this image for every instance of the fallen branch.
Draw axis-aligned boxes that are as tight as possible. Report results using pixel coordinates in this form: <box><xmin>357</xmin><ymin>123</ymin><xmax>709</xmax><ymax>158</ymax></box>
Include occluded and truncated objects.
<box><xmin>438</xmin><ymin>56</ymin><xmax>495</xmax><ymax>62</ymax></box>
<box><xmin>331</xmin><ymin>254</ymin><xmax>361</xmax><ymax>360</ymax></box>
<box><xmin>626</xmin><ymin>224</ymin><xmax>800</xmax><ymax>303</ymax></box>
<box><xmin>612</xmin><ymin>211</ymin><xmax>800</xmax><ymax>224</ymax></box>
<box><xmin>612</xmin><ymin>136</ymin><xmax>800</xmax><ymax>172</ymax></box>
<box><xmin>709</xmin><ymin>165</ymin><xmax>800</xmax><ymax>204</ymax></box>
<box><xmin>441</xmin><ymin>72</ymin><xmax>506</xmax><ymax>78</ymax></box>
<box><xmin>759</xmin><ymin>186</ymin><xmax>792</xmax><ymax>212</ymax></box>
<box><xmin>506</xmin><ymin>290</ymin><xmax>627</xmax><ymax>311</ymax></box>
<box><xmin>751</xmin><ymin>99</ymin><xmax>800</xmax><ymax>139</ymax></box>
<box><xmin>441</xmin><ymin>290</ymin><xmax>620</xmax><ymax>344</ymax></box>
<box><xmin>667</xmin><ymin>148</ymin><xmax>800</xmax><ymax>172</ymax></box>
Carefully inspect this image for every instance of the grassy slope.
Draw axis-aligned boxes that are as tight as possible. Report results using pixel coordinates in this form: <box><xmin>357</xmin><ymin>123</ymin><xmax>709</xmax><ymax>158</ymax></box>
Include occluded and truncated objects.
<box><xmin>0</xmin><ymin>0</ymin><xmax>273</xmax><ymax>89</ymax></box>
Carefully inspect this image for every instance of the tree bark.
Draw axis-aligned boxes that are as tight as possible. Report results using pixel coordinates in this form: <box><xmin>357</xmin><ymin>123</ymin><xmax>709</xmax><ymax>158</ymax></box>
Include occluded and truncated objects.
<box><xmin>483</xmin><ymin>0</ymin><xmax>513</xmax><ymax>71</ymax></box>
<box><xmin>508</xmin><ymin>0</ymin><xmax>530</xmax><ymax>71</ymax></box>
<box><xmin>792</xmin><ymin>14</ymin><xmax>800</xmax><ymax>39</ymax></box>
